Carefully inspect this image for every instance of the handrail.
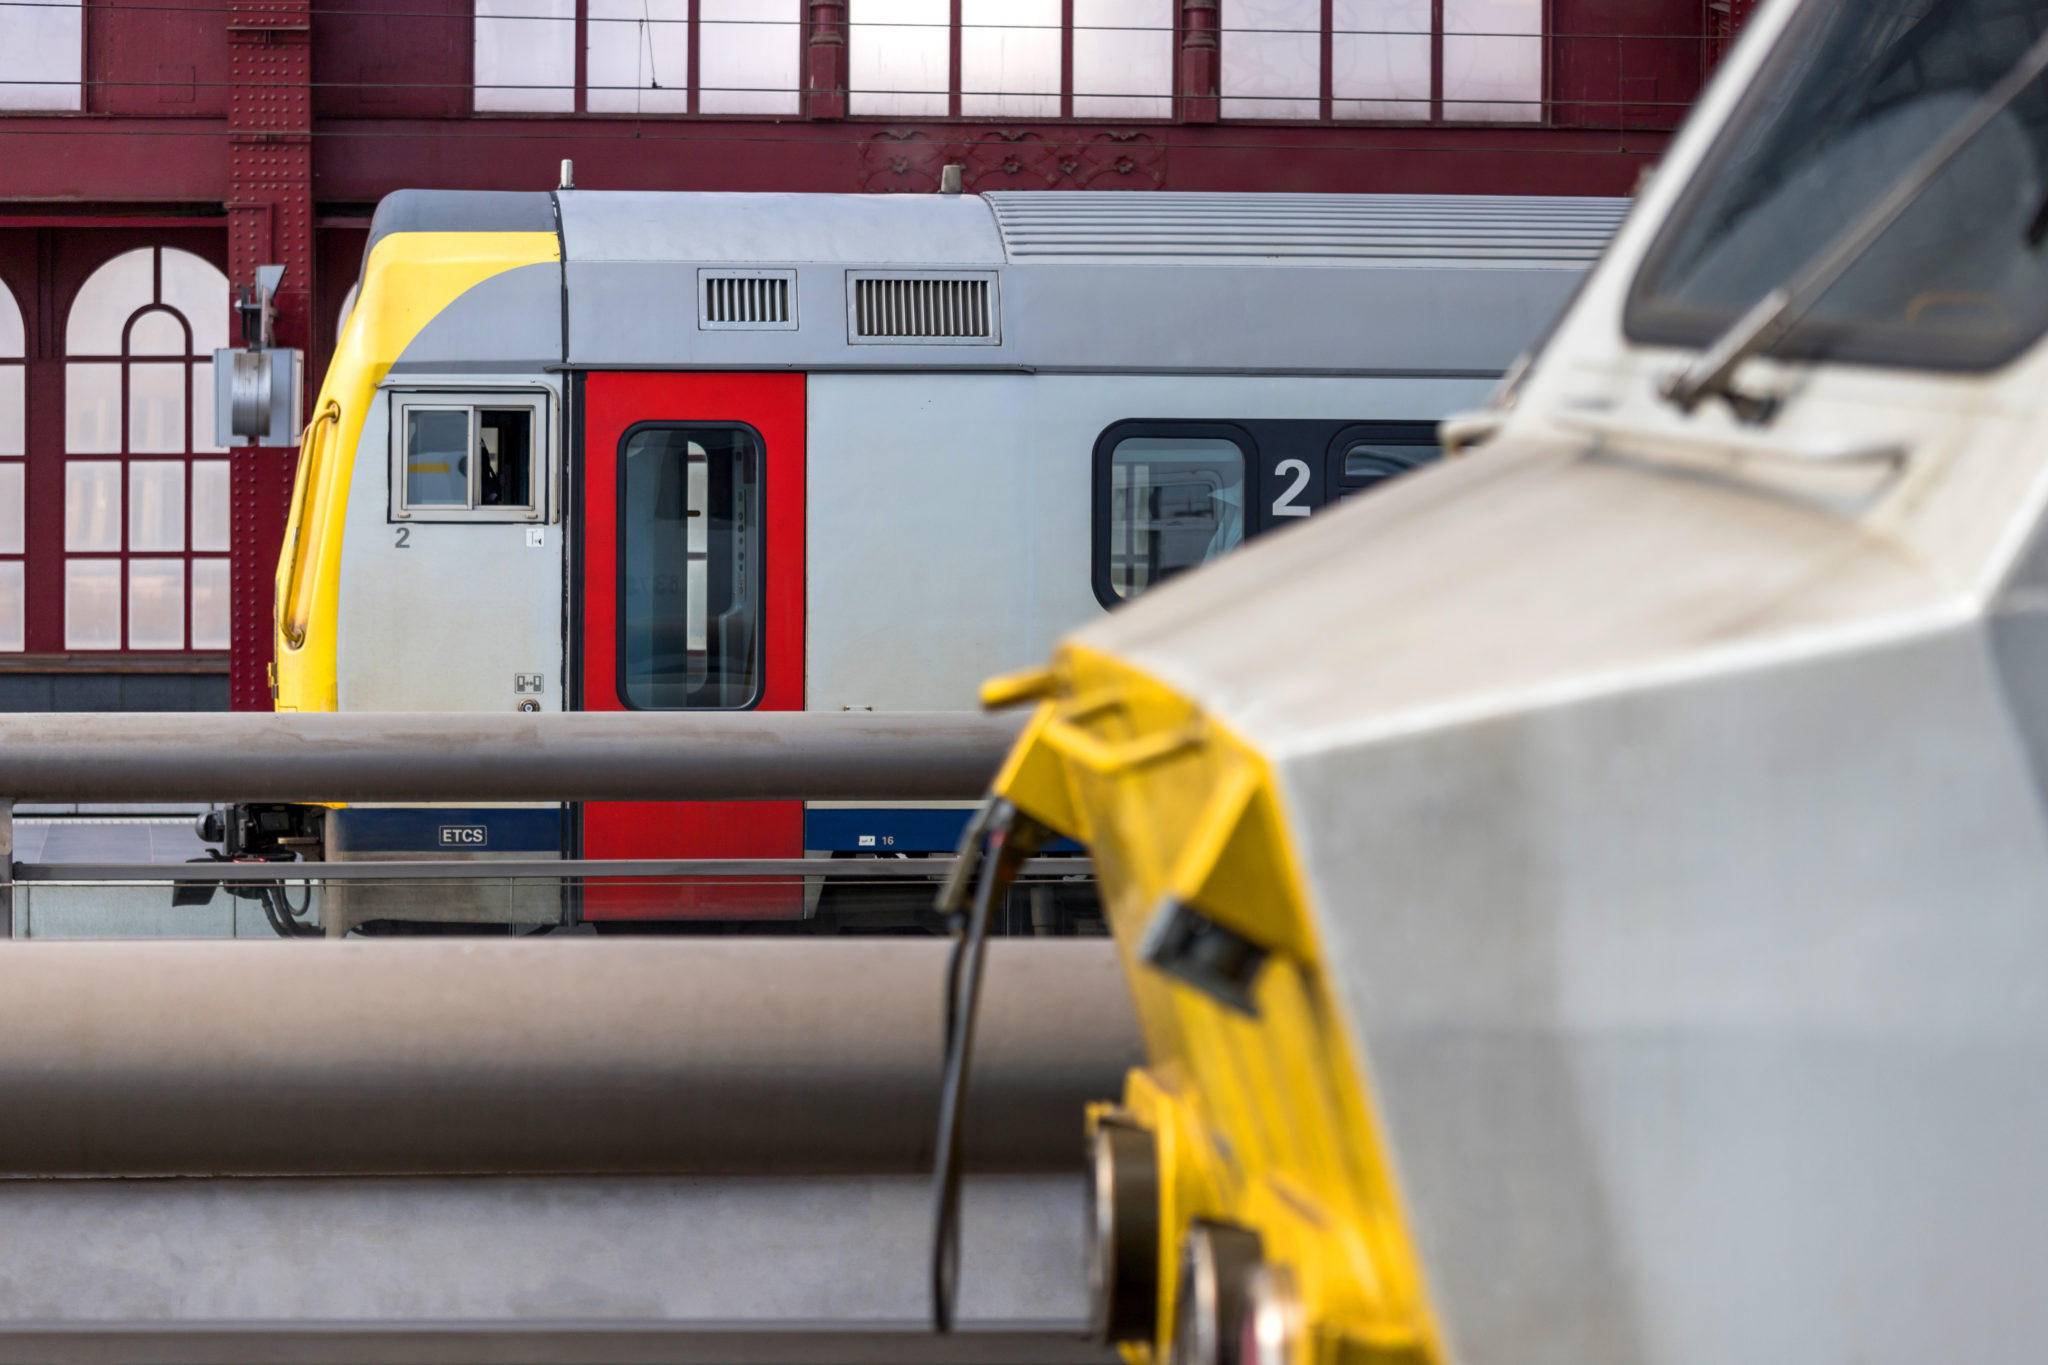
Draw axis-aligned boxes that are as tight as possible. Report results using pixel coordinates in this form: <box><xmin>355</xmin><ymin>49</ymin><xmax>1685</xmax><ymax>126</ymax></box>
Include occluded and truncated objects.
<box><xmin>277</xmin><ymin>397</ymin><xmax>341</xmax><ymax>651</ymax></box>
<box><xmin>0</xmin><ymin>710</ymin><xmax>1027</xmax><ymax>803</ymax></box>
<box><xmin>14</xmin><ymin>856</ymin><xmax>1094</xmax><ymax>883</ymax></box>
<box><xmin>0</xmin><ymin>939</ymin><xmax>1138</xmax><ymax>1177</ymax></box>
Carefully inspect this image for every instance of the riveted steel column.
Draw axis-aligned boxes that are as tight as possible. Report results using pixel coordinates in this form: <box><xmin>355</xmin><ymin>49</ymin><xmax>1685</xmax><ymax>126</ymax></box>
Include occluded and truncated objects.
<box><xmin>1177</xmin><ymin>0</ymin><xmax>1220</xmax><ymax>123</ymax></box>
<box><xmin>227</xmin><ymin>0</ymin><xmax>314</xmax><ymax>711</ymax></box>
<box><xmin>806</xmin><ymin>0</ymin><xmax>849</xmax><ymax>119</ymax></box>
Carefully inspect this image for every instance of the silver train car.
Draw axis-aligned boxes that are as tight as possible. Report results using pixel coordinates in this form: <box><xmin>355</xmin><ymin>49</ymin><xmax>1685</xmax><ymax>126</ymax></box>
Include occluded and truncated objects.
<box><xmin>979</xmin><ymin>0</ymin><xmax>2048</xmax><ymax>1360</ymax></box>
<box><xmin>264</xmin><ymin>187</ymin><xmax>1622</xmax><ymax>926</ymax></box>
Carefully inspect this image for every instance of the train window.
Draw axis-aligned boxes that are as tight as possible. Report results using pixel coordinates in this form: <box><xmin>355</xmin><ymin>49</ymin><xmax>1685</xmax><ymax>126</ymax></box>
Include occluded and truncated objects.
<box><xmin>478</xmin><ymin>409</ymin><xmax>532</xmax><ymax>507</ymax></box>
<box><xmin>1101</xmin><ymin>434</ymin><xmax>1247</xmax><ymax>603</ymax></box>
<box><xmin>618</xmin><ymin>423</ymin><xmax>762</xmax><ymax>710</ymax></box>
<box><xmin>404</xmin><ymin>409</ymin><xmax>468</xmax><ymax>507</ymax></box>
<box><xmin>389</xmin><ymin>392</ymin><xmax>548</xmax><ymax>522</ymax></box>
<box><xmin>1324</xmin><ymin>422</ymin><xmax>1441</xmax><ymax>500</ymax></box>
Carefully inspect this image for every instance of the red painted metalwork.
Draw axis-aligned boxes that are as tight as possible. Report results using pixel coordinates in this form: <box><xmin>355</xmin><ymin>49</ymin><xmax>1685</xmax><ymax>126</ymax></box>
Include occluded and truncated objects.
<box><xmin>226</xmin><ymin>0</ymin><xmax>313</xmax><ymax>709</ymax></box>
<box><xmin>686</xmin><ymin>0</ymin><xmax>702</xmax><ymax>117</ymax></box>
<box><xmin>1430</xmin><ymin>0</ymin><xmax>1445</xmax><ymax>122</ymax></box>
<box><xmin>1178</xmin><ymin>0</ymin><xmax>1221</xmax><ymax>125</ymax></box>
<box><xmin>578</xmin><ymin>371</ymin><xmax>806</xmax><ymax>919</ymax></box>
<box><xmin>1058</xmin><ymin>0</ymin><xmax>1074</xmax><ymax>121</ymax></box>
<box><xmin>947</xmin><ymin>0</ymin><xmax>963</xmax><ymax>121</ymax></box>
<box><xmin>1318</xmin><ymin>0</ymin><xmax>1334</xmax><ymax>124</ymax></box>
<box><xmin>87</xmin><ymin>0</ymin><xmax>230</xmax><ymax>118</ymax></box>
<box><xmin>805</xmin><ymin>1</ymin><xmax>848</xmax><ymax>120</ymax></box>
<box><xmin>313</xmin><ymin>0</ymin><xmax>471</xmax><ymax>121</ymax></box>
<box><xmin>1553</xmin><ymin>0</ymin><xmax>1702</xmax><ymax>131</ymax></box>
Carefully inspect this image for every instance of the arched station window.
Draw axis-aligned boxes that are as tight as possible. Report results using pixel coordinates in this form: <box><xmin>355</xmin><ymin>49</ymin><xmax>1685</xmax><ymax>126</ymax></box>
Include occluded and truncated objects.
<box><xmin>62</xmin><ymin>247</ymin><xmax>231</xmax><ymax>653</ymax></box>
<box><xmin>0</xmin><ymin>278</ymin><xmax>25</xmax><ymax>652</ymax></box>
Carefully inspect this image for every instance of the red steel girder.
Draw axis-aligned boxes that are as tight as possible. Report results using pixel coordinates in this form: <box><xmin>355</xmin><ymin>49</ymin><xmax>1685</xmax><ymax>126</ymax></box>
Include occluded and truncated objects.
<box><xmin>228</xmin><ymin>0</ymin><xmax>313</xmax><ymax>711</ymax></box>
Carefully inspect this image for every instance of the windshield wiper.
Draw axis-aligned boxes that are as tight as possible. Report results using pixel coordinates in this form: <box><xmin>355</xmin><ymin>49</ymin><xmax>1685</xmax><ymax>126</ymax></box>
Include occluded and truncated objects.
<box><xmin>1662</xmin><ymin>24</ymin><xmax>2048</xmax><ymax>420</ymax></box>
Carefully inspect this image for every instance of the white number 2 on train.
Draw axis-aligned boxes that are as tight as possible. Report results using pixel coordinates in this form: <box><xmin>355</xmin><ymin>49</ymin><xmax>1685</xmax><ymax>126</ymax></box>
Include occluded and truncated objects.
<box><xmin>1271</xmin><ymin>459</ymin><xmax>1312</xmax><ymax>518</ymax></box>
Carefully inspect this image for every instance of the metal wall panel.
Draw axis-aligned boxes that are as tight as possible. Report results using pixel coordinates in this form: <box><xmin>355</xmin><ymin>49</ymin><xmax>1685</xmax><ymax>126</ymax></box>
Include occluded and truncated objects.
<box><xmin>803</xmin><ymin>371</ymin><xmax>1491</xmax><ymax>712</ymax></box>
<box><xmin>333</xmin><ymin>381</ymin><xmax>565</xmax><ymax>712</ymax></box>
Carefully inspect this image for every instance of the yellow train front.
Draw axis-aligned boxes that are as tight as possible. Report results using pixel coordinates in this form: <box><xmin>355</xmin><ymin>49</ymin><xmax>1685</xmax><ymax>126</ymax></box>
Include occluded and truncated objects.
<box><xmin>988</xmin><ymin>1</ymin><xmax>2048</xmax><ymax>1362</ymax></box>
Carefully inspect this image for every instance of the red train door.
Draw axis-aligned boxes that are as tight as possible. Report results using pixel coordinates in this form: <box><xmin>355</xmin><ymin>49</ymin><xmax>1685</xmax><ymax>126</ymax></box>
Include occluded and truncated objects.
<box><xmin>579</xmin><ymin>372</ymin><xmax>805</xmax><ymax>919</ymax></box>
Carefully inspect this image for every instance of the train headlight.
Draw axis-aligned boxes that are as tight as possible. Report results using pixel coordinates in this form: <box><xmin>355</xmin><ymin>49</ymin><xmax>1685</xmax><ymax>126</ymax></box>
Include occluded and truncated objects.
<box><xmin>1239</xmin><ymin>1264</ymin><xmax>1303</xmax><ymax>1365</ymax></box>
<box><xmin>1170</xmin><ymin>1220</ymin><xmax>1263</xmax><ymax>1365</ymax></box>
<box><xmin>1086</xmin><ymin>1119</ymin><xmax>1159</xmax><ymax>1343</ymax></box>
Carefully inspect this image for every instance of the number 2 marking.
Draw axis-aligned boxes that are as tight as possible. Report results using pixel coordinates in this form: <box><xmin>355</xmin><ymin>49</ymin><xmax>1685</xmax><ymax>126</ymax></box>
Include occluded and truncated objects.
<box><xmin>394</xmin><ymin>527</ymin><xmax>410</xmax><ymax>549</ymax></box>
<box><xmin>1271</xmin><ymin>459</ymin><xmax>1312</xmax><ymax>518</ymax></box>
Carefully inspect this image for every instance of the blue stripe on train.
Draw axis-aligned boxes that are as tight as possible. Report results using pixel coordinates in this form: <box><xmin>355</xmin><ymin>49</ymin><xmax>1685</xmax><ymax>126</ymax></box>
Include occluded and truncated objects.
<box><xmin>326</xmin><ymin>807</ymin><xmax>565</xmax><ymax>855</ymax></box>
<box><xmin>326</xmin><ymin>807</ymin><xmax>1071</xmax><ymax>857</ymax></box>
<box><xmin>803</xmin><ymin>808</ymin><xmax>1080</xmax><ymax>854</ymax></box>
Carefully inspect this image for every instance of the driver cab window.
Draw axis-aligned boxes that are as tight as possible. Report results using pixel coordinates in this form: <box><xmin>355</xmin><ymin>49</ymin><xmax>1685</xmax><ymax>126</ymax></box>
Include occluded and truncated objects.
<box><xmin>391</xmin><ymin>392</ymin><xmax>546</xmax><ymax>520</ymax></box>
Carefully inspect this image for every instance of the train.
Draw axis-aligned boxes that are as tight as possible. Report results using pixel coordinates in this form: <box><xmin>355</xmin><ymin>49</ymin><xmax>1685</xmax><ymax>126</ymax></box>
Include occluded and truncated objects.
<box><xmin>970</xmin><ymin>0</ymin><xmax>2048</xmax><ymax>1361</ymax></box>
<box><xmin>252</xmin><ymin>184</ymin><xmax>1623</xmax><ymax>927</ymax></box>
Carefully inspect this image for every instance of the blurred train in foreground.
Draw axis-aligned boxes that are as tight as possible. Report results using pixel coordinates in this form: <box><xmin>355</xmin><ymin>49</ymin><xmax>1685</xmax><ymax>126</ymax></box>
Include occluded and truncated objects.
<box><xmin>981</xmin><ymin>0</ymin><xmax>2048</xmax><ymax>1361</ymax></box>
<box><xmin>261</xmin><ymin>185</ymin><xmax>1622</xmax><ymax>925</ymax></box>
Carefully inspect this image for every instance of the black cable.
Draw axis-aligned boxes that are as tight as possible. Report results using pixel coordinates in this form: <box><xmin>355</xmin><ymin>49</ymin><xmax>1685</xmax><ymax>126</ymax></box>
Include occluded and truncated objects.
<box><xmin>930</xmin><ymin>798</ymin><xmax>1047</xmax><ymax>1334</ymax></box>
<box><xmin>931</xmin><ymin>803</ymin><xmax>1006</xmax><ymax>1334</ymax></box>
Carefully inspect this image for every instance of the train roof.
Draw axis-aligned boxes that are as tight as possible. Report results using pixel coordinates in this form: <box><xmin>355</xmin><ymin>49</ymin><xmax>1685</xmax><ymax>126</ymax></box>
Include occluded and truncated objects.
<box><xmin>367</xmin><ymin>189</ymin><xmax>1630</xmax><ymax>376</ymax></box>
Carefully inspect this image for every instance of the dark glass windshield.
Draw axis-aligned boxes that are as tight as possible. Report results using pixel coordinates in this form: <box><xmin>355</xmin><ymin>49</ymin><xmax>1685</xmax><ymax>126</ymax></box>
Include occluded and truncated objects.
<box><xmin>1628</xmin><ymin>0</ymin><xmax>2048</xmax><ymax>370</ymax></box>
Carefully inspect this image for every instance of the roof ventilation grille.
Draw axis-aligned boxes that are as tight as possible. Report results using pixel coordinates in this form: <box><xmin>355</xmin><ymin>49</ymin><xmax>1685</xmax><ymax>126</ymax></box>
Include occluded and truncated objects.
<box><xmin>847</xmin><ymin>272</ymin><xmax>999</xmax><ymax>345</ymax></box>
<box><xmin>698</xmin><ymin>269</ymin><xmax>797</xmax><ymax>331</ymax></box>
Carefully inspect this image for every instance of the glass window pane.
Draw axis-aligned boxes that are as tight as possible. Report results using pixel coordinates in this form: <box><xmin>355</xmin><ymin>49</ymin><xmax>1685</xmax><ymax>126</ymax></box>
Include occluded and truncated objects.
<box><xmin>850</xmin><ymin>0</ymin><xmax>949</xmax><ymax>116</ymax></box>
<box><xmin>159</xmin><ymin>249</ymin><xmax>230</xmax><ymax>354</ymax></box>
<box><xmin>191</xmin><ymin>359</ymin><xmax>225</xmax><ymax>453</ymax></box>
<box><xmin>621</xmin><ymin>425</ymin><xmax>760</xmax><ymax>709</ymax></box>
<box><xmin>0</xmin><ymin>0</ymin><xmax>82</xmax><ymax>113</ymax></box>
<box><xmin>128</xmin><ymin>309</ymin><xmax>185</xmax><ymax>356</ymax></box>
<box><xmin>1338</xmin><ymin>440</ymin><xmax>1438</xmax><ymax>492</ymax></box>
<box><xmin>0</xmin><ymin>561</ymin><xmax>22</xmax><ymax>652</ymax></box>
<box><xmin>192</xmin><ymin>459</ymin><xmax>231</xmax><ymax>551</ymax></box>
<box><xmin>477</xmin><ymin>408</ymin><xmax>534</xmax><ymax>509</ymax></box>
<box><xmin>0</xmin><ymin>279</ymin><xmax>22</xmax><ymax>357</ymax></box>
<box><xmin>476</xmin><ymin>0</ymin><xmax>577</xmax><ymax>112</ymax></box>
<box><xmin>587</xmin><ymin>0</ymin><xmax>690</xmax><ymax>113</ymax></box>
<box><xmin>1107</xmin><ymin>437</ymin><xmax>1245</xmax><ymax>601</ymax></box>
<box><xmin>67</xmin><ymin>248</ymin><xmax>154</xmax><ymax>357</ymax></box>
<box><xmin>1222</xmin><ymin>0</ymin><xmax>1320</xmax><ymax>119</ymax></box>
<box><xmin>65</xmin><ymin>460</ymin><xmax>121</xmax><ymax>552</ymax></box>
<box><xmin>0</xmin><ymin>366</ymin><xmax>21</xmax><ymax>457</ymax></box>
<box><xmin>1442</xmin><ymin>0</ymin><xmax>1541</xmax><ymax>123</ymax></box>
<box><xmin>0</xmin><ymin>462</ymin><xmax>24</xmax><ymax>556</ymax></box>
<box><xmin>129</xmin><ymin>362</ymin><xmax>187</xmax><ymax>454</ymax></box>
<box><xmin>129</xmin><ymin>461</ymin><xmax>185</xmax><ymax>552</ymax></box>
<box><xmin>961</xmin><ymin>0</ymin><xmax>1060</xmax><ymax>117</ymax></box>
<box><xmin>1629</xmin><ymin>0</ymin><xmax>2048</xmax><ymax>370</ymax></box>
<box><xmin>1334</xmin><ymin>0</ymin><xmax>1431</xmax><ymax>119</ymax></box>
<box><xmin>64</xmin><ymin>362</ymin><xmax>121</xmax><ymax>454</ymax></box>
<box><xmin>405</xmin><ymin>408</ymin><xmax>471</xmax><ymax>507</ymax></box>
<box><xmin>128</xmin><ymin>558</ymin><xmax>185</xmax><ymax>650</ymax></box>
<box><xmin>191</xmin><ymin>558</ymin><xmax>231</xmax><ymax>650</ymax></box>
<box><xmin>1074</xmin><ymin>0</ymin><xmax>1173</xmax><ymax>118</ymax></box>
<box><xmin>64</xmin><ymin>558</ymin><xmax>120</xmax><ymax>649</ymax></box>
<box><xmin>700</xmin><ymin>0</ymin><xmax>800</xmax><ymax>114</ymax></box>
